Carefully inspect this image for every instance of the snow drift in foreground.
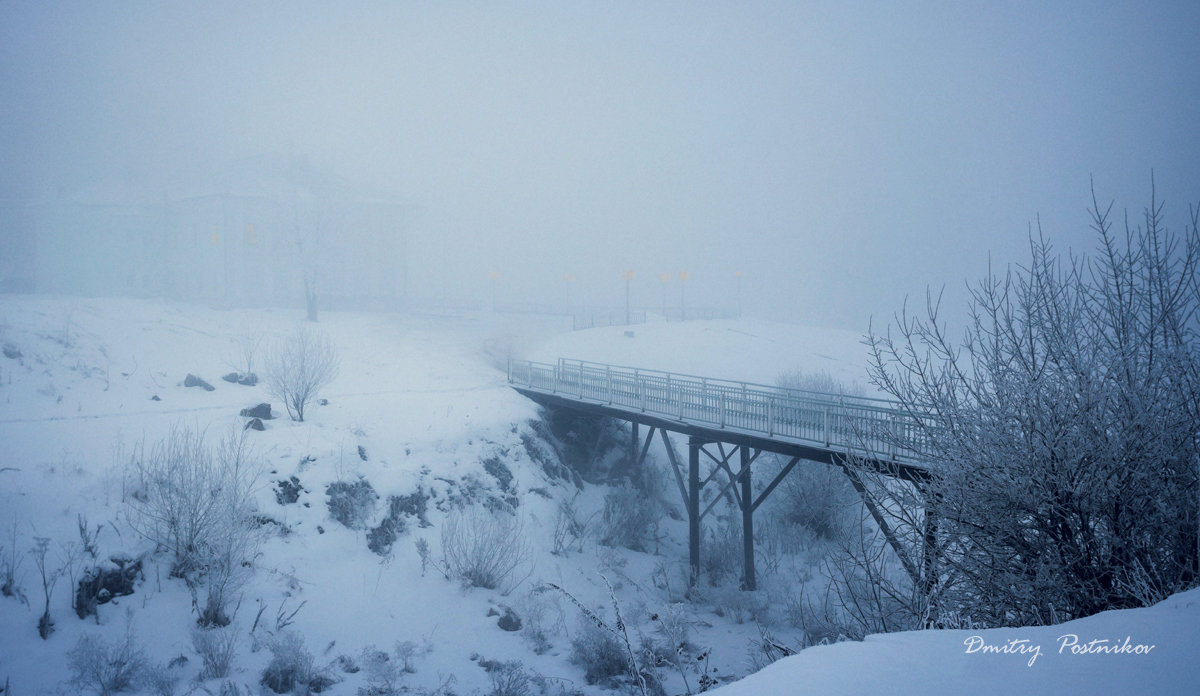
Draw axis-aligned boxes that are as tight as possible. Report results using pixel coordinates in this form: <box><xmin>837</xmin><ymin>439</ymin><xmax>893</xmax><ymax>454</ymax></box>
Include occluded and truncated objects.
<box><xmin>708</xmin><ymin>588</ymin><xmax>1200</xmax><ymax>696</ymax></box>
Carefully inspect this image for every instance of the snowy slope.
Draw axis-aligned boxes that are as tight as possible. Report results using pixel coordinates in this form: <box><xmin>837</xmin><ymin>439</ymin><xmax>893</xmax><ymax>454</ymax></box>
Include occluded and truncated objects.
<box><xmin>1</xmin><ymin>296</ymin><xmax>1197</xmax><ymax>695</ymax></box>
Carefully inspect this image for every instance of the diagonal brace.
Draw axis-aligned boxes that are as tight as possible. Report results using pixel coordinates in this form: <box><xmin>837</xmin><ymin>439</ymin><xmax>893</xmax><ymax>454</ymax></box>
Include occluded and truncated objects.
<box><xmin>751</xmin><ymin>456</ymin><xmax>800</xmax><ymax>513</ymax></box>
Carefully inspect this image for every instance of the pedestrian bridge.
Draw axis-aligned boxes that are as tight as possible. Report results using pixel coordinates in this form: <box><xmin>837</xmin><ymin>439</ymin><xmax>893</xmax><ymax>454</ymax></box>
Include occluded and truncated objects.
<box><xmin>508</xmin><ymin>358</ymin><xmax>937</xmax><ymax>591</ymax></box>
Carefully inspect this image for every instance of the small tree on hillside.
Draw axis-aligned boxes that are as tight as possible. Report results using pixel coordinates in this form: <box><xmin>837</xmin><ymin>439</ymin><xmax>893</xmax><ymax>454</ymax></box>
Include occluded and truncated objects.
<box><xmin>866</xmin><ymin>180</ymin><xmax>1200</xmax><ymax>626</ymax></box>
<box><xmin>264</xmin><ymin>326</ymin><xmax>340</xmax><ymax>422</ymax></box>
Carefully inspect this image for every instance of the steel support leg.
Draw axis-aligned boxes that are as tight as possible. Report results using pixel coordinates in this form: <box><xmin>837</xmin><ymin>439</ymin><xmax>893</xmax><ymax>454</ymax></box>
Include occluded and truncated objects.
<box><xmin>689</xmin><ymin>437</ymin><xmax>701</xmax><ymax>586</ymax></box>
<box><xmin>741</xmin><ymin>446</ymin><xmax>755</xmax><ymax>591</ymax></box>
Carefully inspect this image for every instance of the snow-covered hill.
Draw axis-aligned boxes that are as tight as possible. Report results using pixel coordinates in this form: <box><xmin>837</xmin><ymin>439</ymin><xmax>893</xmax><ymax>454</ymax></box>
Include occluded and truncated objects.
<box><xmin>1</xmin><ymin>296</ymin><xmax>1196</xmax><ymax>695</ymax></box>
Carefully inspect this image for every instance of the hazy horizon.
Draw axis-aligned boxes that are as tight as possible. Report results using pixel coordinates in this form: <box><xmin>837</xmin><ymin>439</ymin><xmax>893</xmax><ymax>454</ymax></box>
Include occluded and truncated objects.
<box><xmin>3</xmin><ymin>1</ymin><xmax>1199</xmax><ymax>331</ymax></box>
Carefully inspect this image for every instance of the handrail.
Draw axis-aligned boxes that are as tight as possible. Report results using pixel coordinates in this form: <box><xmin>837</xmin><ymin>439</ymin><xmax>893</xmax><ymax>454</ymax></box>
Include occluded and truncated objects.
<box><xmin>556</xmin><ymin>357</ymin><xmax>902</xmax><ymax>408</ymax></box>
<box><xmin>507</xmin><ymin>358</ymin><xmax>934</xmax><ymax>462</ymax></box>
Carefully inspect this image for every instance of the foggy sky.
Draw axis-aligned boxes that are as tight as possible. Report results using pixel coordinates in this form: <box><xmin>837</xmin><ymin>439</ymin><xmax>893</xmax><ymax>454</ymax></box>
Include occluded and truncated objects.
<box><xmin>2</xmin><ymin>1</ymin><xmax>1199</xmax><ymax>331</ymax></box>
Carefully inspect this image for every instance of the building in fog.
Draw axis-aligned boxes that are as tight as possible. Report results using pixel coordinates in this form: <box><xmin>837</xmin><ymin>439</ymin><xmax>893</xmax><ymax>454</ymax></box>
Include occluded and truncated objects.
<box><xmin>4</xmin><ymin>155</ymin><xmax>409</xmax><ymax>311</ymax></box>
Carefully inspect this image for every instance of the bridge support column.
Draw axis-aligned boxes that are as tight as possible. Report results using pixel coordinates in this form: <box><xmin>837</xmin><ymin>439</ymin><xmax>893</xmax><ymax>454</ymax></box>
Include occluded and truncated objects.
<box><xmin>688</xmin><ymin>437</ymin><xmax>701</xmax><ymax>586</ymax></box>
<box><xmin>629</xmin><ymin>422</ymin><xmax>639</xmax><ymax>469</ymax></box>
<box><xmin>740</xmin><ymin>446</ymin><xmax>755</xmax><ymax>591</ymax></box>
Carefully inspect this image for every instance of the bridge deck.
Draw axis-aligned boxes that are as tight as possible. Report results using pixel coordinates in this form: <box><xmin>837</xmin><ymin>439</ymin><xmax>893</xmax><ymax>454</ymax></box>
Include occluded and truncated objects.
<box><xmin>508</xmin><ymin>358</ymin><xmax>931</xmax><ymax>481</ymax></box>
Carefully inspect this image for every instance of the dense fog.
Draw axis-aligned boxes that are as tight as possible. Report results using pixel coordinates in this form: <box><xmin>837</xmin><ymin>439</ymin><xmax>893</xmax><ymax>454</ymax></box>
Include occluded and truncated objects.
<box><xmin>2</xmin><ymin>2</ymin><xmax>1199</xmax><ymax>329</ymax></box>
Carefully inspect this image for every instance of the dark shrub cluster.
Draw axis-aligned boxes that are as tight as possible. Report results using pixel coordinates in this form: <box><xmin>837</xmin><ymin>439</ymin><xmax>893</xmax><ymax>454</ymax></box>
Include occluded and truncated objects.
<box><xmin>325</xmin><ymin>479</ymin><xmax>377</xmax><ymax>530</ymax></box>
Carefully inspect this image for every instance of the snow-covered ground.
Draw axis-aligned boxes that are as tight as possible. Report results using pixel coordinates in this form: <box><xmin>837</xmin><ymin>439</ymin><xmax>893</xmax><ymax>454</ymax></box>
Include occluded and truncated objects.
<box><xmin>708</xmin><ymin>588</ymin><xmax>1200</xmax><ymax>695</ymax></box>
<box><xmin>1</xmin><ymin>296</ymin><xmax>1196</xmax><ymax>695</ymax></box>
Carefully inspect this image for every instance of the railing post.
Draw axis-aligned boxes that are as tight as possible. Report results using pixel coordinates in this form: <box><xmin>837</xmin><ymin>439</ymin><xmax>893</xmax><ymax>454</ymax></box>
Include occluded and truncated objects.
<box><xmin>578</xmin><ymin>362</ymin><xmax>584</xmax><ymax>398</ymax></box>
<box><xmin>606</xmin><ymin>366</ymin><xmax>613</xmax><ymax>404</ymax></box>
<box><xmin>823</xmin><ymin>406</ymin><xmax>830</xmax><ymax>447</ymax></box>
<box><xmin>637</xmin><ymin>369</ymin><xmax>646</xmax><ymax>412</ymax></box>
<box><xmin>719</xmin><ymin>392</ymin><xmax>726</xmax><ymax>428</ymax></box>
<box><xmin>768</xmin><ymin>397</ymin><xmax>775</xmax><ymax>437</ymax></box>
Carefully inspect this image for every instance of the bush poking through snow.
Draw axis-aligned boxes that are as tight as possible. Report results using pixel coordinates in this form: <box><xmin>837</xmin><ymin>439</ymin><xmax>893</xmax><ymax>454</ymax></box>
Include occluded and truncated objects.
<box><xmin>367</xmin><ymin>491</ymin><xmax>433</xmax><ymax>556</ymax></box>
<box><xmin>358</xmin><ymin>641</ymin><xmax>425</xmax><ymax>695</ymax></box>
<box><xmin>776</xmin><ymin>462</ymin><xmax>856</xmax><ymax>541</ymax></box>
<box><xmin>192</xmin><ymin>625</ymin><xmax>239</xmax><ymax>679</ymax></box>
<box><xmin>260</xmin><ymin>631</ymin><xmax>335</xmax><ymax>694</ymax></box>
<box><xmin>140</xmin><ymin>661</ymin><xmax>181</xmax><ymax>696</ymax></box>
<box><xmin>485</xmin><ymin>660</ymin><xmax>533</xmax><ymax>696</ymax></box>
<box><xmin>325</xmin><ymin>479</ymin><xmax>378</xmax><ymax>530</ymax></box>
<box><xmin>551</xmin><ymin>494</ymin><xmax>590</xmax><ymax>557</ymax></box>
<box><xmin>263</xmin><ymin>326</ymin><xmax>339</xmax><ymax>422</ymax></box>
<box><xmin>67</xmin><ymin>621</ymin><xmax>147</xmax><ymax>696</ymax></box>
<box><xmin>441</xmin><ymin>505</ymin><xmax>532</xmax><ymax>592</ymax></box>
<box><xmin>550</xmin><ymin>578</ymin><xmax>661</xmax><ymax>696</ymax></box>
<box><xmin>1</xmin><ymin>523</ymin><xmax>22</xmax><ymax>598</ymax></box>
<box><xmin>599</xmin><ymin>482</ymin><xmax>662</xmax><ymax>553</ymax></box>
<box><xmin>124</xmin><ymin>426</ymin><xmax>262</xmax><ymax>581</ymax></box>
<box><xmin>124</xmin><ymin>427</ymin><xmax>262</xmax><ymax>629</ymax></box>
<box><xmin>30</xmin><ymin>536</ymin><xmax>61</xmax><ymax>639</ymax></box>
<box><xmin>569</xmin><ymin>619</ymin><xmax>630</xmax><ymax>688</ymax></box>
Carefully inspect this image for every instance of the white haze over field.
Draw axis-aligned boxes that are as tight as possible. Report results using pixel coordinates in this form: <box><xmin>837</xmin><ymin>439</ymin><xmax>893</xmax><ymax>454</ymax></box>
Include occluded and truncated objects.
<box><xmin>3</xmin><ymin>1</ymin><xmax>1199</xmax><ymax>330</ymax></box>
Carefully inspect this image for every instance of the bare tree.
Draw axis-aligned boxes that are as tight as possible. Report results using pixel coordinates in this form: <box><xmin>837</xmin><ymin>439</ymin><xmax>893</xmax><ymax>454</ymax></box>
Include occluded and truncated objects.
<box><xmin>263</xmin><ymin>325</ymin><xmax>340</xmax><ymax>422</ymax></box>
<box><xmin>866</xmin><ymin>180</ymin><xmax>1200</xmax><ymax>625</ymax></box>
<box><xmin>224</xmin><ymin>331</ymin><xmax>264</xmax><ymax>384</ymax></box>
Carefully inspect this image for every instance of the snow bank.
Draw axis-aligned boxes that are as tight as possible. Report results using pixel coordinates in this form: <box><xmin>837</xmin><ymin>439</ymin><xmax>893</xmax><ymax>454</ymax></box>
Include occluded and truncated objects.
<box><xmin>708</xmin><ymin>590</ymin><xmax>1200</xmax><ymax>696</ymax></box>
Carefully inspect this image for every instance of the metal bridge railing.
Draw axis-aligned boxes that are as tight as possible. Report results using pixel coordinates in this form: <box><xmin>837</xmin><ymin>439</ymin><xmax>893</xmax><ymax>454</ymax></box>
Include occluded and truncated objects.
<box><xmin>508</xmin><ymin>358</ymin><xmax>933</xmax><ymax>461</ymax></box>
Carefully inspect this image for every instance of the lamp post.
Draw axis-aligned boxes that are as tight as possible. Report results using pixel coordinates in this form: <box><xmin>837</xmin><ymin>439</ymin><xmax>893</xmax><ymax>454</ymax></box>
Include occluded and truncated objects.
<box><xmin>622</xmin><ymin>270</ymin><xmax>635</xmax><ymax>325</ymax></box>
<box><xmin>734</xmin><ymin>270</ymin><xmax>743</xmax><ymax>318</ymax></box>
<box><xmin>679</xmin><ymin>270</ymin><xmax>690</xmax><ymax>321</ymax></box>
<box><xmin>659</xmin><ymin>272</ymin><xmax>671</xmax><ymax>320</ymax></box>
<box><xmin>563</xmin><ymin>273</ymin><xmax>576</xmax><ymax>314</ymax></box>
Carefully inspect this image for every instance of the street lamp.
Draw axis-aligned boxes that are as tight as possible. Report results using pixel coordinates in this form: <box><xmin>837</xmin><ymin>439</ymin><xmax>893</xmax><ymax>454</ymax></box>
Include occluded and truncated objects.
<box><xmin>678</xmin><ymin>271</ymin><xmax>690</xmax><ymax>321</ymax></box>
<box><xmin>563</xmin><ymin>273</ymin><xmax>576</xmax><ymax>314</ymax></box>
<box><xmin>622</xmin><ymin>270</ymin><xmax>635</xmax><ymax>325</ymax></box>
<box><xmin>734</xmin><ymin>271</ymin><xmax>743</xmax><ymax>317</ymax></box>
<box><xmin>659</xmin><ymin>272</ymin><xmax>671</xmax><ymax>320</ymax></box>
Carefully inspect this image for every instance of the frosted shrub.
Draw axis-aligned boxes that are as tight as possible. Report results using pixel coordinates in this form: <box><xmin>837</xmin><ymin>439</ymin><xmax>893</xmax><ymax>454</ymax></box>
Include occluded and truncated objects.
<box><xmin>125</xmin><ymin>427</ymin><xmax>261</xmax><ymax>579</ymax></box>
<box><xmin>486</xmin><ymin>660</ymin><xmax>532</xmax><ymax>696</ymax></box>
<box><xmin>140</xmin><ymin>662</ymin><xmax>181</xmax><ymax>696</ymax></box>
<box><xmin>261</xmin><ymin>631</ymin><xmax>335</xmax><ymax>694</ymax></box>
<box><xmin>125</xmin><ymin>427</ymin><xmax>262</xmax><ymax>628</ymax></box>
<box><xmin>263</xmin><ymin>326</ymin><xmax>339</xmax><ymax>422</ymax></box>
<box><xmin>569</xmin><ymin>620</ymin><xmax>625</xmax><ymax>686</ymax></box>
<box><xmin>68</xmin><ymin>624</ymin><xmax>146</xmax><ymax>696</ymax></box>
<box><xmin>776</xmin><ymin>462</ymin><xmax>856</xmax><ymax>541</ymax></box>
<box><xmin>0</xmin><ymin>523</ymin><xmax>21</xmax><ymax>598</ymax></box>
<box><xmin>358</xmin><ymin>641</ymin><xmax>423</xmax><ymax>695</ymax></box>
<box><xmin>441</xmin><ymin>505</ymin><xmax>532</xmax><ymax>592</ymax></box>
<box><xmin>599</xmin><ymin>482</ymin><xmax>661</xmax><ymax>553</ymax></box>
<box><xmin>192</xmin><ymin>625</ymin><xmax>238</xmax><ymax>679</ymax></box>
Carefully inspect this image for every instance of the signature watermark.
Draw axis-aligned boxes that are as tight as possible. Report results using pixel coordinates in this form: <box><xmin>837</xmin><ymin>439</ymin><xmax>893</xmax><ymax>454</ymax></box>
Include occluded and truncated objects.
<box><xmin>963</xmin><ymin>634</ymin><xmax>1155</xmax><ymax>667</ymax></box>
